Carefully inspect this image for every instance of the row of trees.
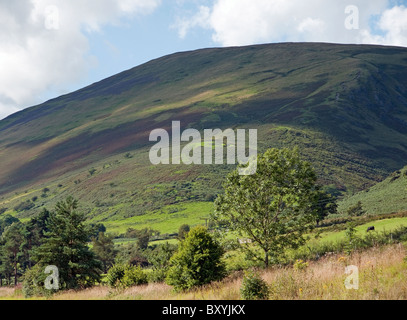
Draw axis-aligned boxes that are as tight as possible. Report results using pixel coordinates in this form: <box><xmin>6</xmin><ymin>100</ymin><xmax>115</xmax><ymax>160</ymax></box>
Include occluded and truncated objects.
<box><xmin>0</xmin><ymin>147</ymin><xmax>339</xmax><ymax>295</ymax></box>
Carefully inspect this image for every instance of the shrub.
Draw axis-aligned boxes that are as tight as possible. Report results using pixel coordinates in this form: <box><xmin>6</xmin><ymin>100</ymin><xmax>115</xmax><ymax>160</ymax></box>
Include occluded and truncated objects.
<box><xmin>177</xmin><ymin>224</ymin><xmax>190</xmax><ymax>240</ymax></box>
<box><xmin>240</xmin><ymin>270</ymin><xmax>269</xmax><ymax>300</ymax></box>
<box><xmin>147</xmin><ymin>242</ymin><xmax>178</xmax><ymax>283</ymax></box>
<box><xmin>347</xmin><ymin>201</ymin><xmax>365</xmax><ymax>217</ymax></box>
<box><xmin>293</xmin><ymin>259</ymin><xmax>309</xmax><ymax>271</ymax></box>
<box><xmin>166</xmin><ymin>226</ymin><xmax>226</xmax><ymax>292</ymax></box>
<box><xmin>13</xmin><ymin>200</ymin><xmax>34</xmax><ymax>212</ymax></box>
<box><xmin>106</xmin><ymin>264</ymin><xmax>127</xmax><ymax>288</ymax></box>
<box><xmin>22</xmin><ymin>265</ymin><xmax>56</xmax><ymax>299</ymax></box>
<box><xmin>148</xmin><ymin>268</ymin><xmax>168</xmax><ymax>283</ymax></box>
<box><xmin>106</xmin><ymin>264</ymin><xmax>148</xmax><ymax>288</ymax></box>
<box><xmin>122</xmin><ymin>266</ymin><xmax>148</xmax><ymax>287</ymax></box>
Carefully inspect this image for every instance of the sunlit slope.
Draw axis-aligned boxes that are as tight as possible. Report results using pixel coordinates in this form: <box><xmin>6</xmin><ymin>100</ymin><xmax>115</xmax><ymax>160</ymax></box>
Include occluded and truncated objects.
<box><xmin>338</xmin><ymin>165</ymin><xmax>407</xmax><ymax>216</ymax></box>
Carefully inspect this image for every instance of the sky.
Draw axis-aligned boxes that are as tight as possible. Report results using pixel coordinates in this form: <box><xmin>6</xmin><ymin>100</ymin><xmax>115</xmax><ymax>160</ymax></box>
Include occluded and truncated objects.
<box><xmin>0</xmin><ymin>0</ymin><xmax>406</xmax><ymax>120</ymax></box>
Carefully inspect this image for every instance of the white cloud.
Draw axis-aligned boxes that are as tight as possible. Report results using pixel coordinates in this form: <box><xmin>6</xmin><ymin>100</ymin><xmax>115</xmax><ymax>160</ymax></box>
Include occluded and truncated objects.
<box><xmin>360</xmin><ymin>5</ymin><xmax>407</xmax><ymax>46</ymax></box>
<box><xmin>0</xmin><ymin>0</ymin><xmax>160</xmax><ymax>120</ymax></box>
<box><xmin>174</xmin><ymin>5</ymin><xmax>211</xmax><ymax>39</ymax></box>
<box><xmin>176</xmin><ymin>0</ymin><xmax>407</xmax><ymax>47</ymax></box>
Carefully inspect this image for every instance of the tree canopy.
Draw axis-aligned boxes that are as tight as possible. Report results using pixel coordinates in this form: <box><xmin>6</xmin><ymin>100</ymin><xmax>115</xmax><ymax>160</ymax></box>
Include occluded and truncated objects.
<box><xmin>34</xmin><ymin>196</ymin><xmax>102</xmax><ymax>289</ymax></box>
<box><xmin>212</xmin><ymin>148</ymin><xmax>319</xmax><ymax>267</ymax></box>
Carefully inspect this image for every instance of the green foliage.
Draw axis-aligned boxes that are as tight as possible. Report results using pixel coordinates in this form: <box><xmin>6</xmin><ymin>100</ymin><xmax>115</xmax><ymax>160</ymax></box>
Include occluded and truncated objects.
<box><xmin>13</xmin><ymin>200</ymin><xmax>35</xmax><ymax>213</ymax></box>
<box><xmin>0</xmin><ymin>214</ymin><xmax>20</xmax><ymax>236</ymax></box>
<box><xmin>124</xmin><ymin>228</ymin><xmax>158</xmax><ymax>250</ymax></box>
<box><xmin>177</xmin><ymin>224</ymin><xmax>190</xmax><ymax>240</ymax></box>
<box><xmin>0</xmin><ymin>222</ymin><xmax>25</xmax><ymax>285</ymax></box>
<box><xmin>344</xmin><ymin>222</ymin><xmax>362</xmax><ymax>255</ymax></box>
<box><xmin>166</xmin><ymin>226</ymin><xmax>226</xmax><ymax>292</ymax></box>
<box><xmin>92</xmin><ymin>232</ymin><xmax>117</xmax><ymax>273</ymax></box>
<box><xmin>293</xmin><ymin>259</ymin><xmax>309</xmax><ymax>271</ymax></box>
<box><xmin>122</xmin><ymin>265</ymin><xmax>148</xmax><ymax>287</ymax></box>
<box><xmin>240</xmin><ymin>270</ymin><xmax>269</xmax><ymax>300</ymax></box>
<box><xmin>347</xmin><ymin>201</ymin><xmax>366</xmax><ymax>217</ymax></box>
<box><xmin>213</xmin><ymin>148</ymin><xmax>319</xmax><ymax>267</ymax></box>
<box><xmin>33</xmin><ymin>197</ymin><xmax>102</xmax><ymax>290</ymax></box>
<box><xmin>313</xmin><ymin>188</ymin><xmax>338</xmax><ymax>225</ymax></box>
<box><xmin>22</xmin><ymin>264</ymin><xmax>55</xmax><ymax>299</ymax></box>
<box><xmin>106</xmin><ymin>264</ymin><xmax>147</xmax><ymax>288</ymax></box>
<box><xmin>147</xmin><ymin>242</ymin><xmax>178</xmax><ymax>283</ymax></box>
<box><xmin>106</xmin><ymin>264</ymin><xmax>127</xmax><ymax>288</ymax></box>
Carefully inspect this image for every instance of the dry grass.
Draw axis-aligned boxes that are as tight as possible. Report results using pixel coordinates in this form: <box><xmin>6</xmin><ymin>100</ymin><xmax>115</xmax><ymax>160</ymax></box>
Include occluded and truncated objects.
<box><xmin>0</xmin><ymin>288</ymin><xmax>16</xmax><ymax>299</ymax></box>
<box><xmin>1</xmin><ymin>244</ymin><xmax>406</xmax><ymax>300</ymax></box>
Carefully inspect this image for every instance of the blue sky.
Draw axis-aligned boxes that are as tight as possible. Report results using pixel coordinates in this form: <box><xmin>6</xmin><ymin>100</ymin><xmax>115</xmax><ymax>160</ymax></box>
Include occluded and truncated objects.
<box><xmin>83</xmin><ymin>2</ymin><xmax>214</xmax><ymax>92</ymax></box>
<box><xmin>0</xmin><ymin>0</ymin><xmax>406</xmax><ymax>120</ymax></box>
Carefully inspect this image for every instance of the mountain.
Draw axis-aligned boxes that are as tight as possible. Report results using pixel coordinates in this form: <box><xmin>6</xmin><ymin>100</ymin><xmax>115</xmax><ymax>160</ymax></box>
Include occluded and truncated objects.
<box><xmin>0</xmin><ymin>42</ymin><xmax>407</xmax><ymax>233</ymax></box>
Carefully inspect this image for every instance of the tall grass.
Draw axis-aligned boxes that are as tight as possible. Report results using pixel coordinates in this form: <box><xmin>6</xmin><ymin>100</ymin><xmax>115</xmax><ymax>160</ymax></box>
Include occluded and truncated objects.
<box><xmin>1</xmin><ymin>244</ymin><xmax>406</xmax><ymax>300</ymax></box>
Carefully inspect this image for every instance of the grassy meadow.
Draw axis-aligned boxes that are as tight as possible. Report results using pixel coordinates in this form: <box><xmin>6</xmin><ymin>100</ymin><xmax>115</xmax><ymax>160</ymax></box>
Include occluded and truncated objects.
<box><xmin>1</xmin><ymin>244</ymin><xmax>406</xmax><ymax>300</ymax></box>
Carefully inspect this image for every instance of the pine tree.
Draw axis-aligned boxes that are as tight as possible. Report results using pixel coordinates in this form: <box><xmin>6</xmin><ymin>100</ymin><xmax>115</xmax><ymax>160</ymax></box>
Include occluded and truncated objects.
<box><xmin>21</xmin><ymin>209</ymin><xmax>51</xmax><ymax>269</ymax></box>
<box><xmin>34</xmin><ymin>197</ymin><xmax>102</xmax><ymax>289</ymax></box>
<box><xmin>91</xmin><ymin>232</ymin><xmax>117</xmax><ymax>273</ymax></box>
<box><xmin>0</xmin><ymin>222</ymin><xmax>25</xmax><ymax>286</ymax></box>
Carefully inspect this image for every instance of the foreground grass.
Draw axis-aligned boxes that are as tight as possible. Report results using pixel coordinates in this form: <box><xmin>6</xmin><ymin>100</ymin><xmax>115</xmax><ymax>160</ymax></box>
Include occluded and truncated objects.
<box><xmin>1</xmin><ymin>244</ymin><xmax>406</xmax><ymax>300</ymax></box>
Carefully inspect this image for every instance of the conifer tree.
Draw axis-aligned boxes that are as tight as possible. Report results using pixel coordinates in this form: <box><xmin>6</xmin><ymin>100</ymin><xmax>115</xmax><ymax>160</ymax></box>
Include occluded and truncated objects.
<box><xmin>34</xmin><ymin>197</ymin><xmax>102</xmax><ymax>289</ymax></box>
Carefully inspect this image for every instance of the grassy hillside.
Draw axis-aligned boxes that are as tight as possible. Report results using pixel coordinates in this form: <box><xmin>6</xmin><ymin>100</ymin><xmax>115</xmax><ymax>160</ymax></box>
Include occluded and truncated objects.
<box><xmin>338</xmin><ymin>166</ymin><xmax>407</xmax><ymax>216</ymax></box>
<box><xmin>0</xmin><ymin>43</ymin><xmax>407</xmax><ymax>232</ymax></box>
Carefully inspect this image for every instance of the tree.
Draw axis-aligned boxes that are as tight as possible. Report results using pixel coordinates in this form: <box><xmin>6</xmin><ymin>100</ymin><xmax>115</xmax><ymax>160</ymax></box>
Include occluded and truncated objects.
<box><xmin>92</xmin><ymin>232</ymin><xmax>117</xmax><ymax>273</ymax></box>
<box><xmin>0</xmin><ymin>222</ymin><xmax>25</xmax><ymax>286</ymax></box>
<box><xmin>166</xmin><ymin>226</ymin><xmax>226</xmax><ymax>291</ymax></box>
<box><xmin>0</xmin><ymin>214</ymin><xmax>20</xmax><ymax>237</ymax></box>
<box><xmin>146</xmin><ymin>242</ymin><xmax>178</xmax><ymax>282</ymax></box>
<box><xmin>177</xmin><ymin>224</ymin><xmax>190</xmax><ymax>240</ymax></box>
<box><xmin>34</xmin><ymin>197</ymin><xmax>102</xmax><ymax>289</ymax></box>
<box><xmin>125</xmin><ymin>228</ymin><xmax>158</xmax><ymax>250</ymax></box>
<box><xmin>212</xmin><ymin>148</ymin><xmax>319</xmax><ymax>268</ymax></box>
<box><xmin>347</xmin><ymin>201</ymin><xmax>365</xmax><ymax>217</ymax></box>
<box><xmin>313</xmin><ymin>188</ymin><xmax>338</xmax><ymax>226</ymax></box>
<box><xmin>21</xmin><ymin>209</ymin><xmax>51</xmax><ymax>269</ymax></box>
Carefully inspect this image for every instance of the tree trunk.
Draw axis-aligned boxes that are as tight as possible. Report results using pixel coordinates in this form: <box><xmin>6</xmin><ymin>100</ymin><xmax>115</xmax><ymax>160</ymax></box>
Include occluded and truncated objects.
<box><xmin>264</xmin><ymin>251</ymin><xmax>269</xmax><ymax>268</ymax></box>
<box><xmin>14</xmin><ymin>261</ymin><xmax>18</xmax><ymax>286</ymax></box>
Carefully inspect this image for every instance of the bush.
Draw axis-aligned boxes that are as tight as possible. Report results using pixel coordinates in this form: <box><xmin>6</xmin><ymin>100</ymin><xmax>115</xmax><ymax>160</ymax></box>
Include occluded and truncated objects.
<box><xmin>177</xmin><ymin>224</ymin><xmax>190</xmax><ymax>240</ymax></box>
<box><xmin>240</xmin><ymin>270</ymin><xmax>269</xmax><ymax>300</ymax></box>
<box><xmin>106</xmin><ymin>264</ymin><xmax>127</xmax><ymax>288</ymax></box>
<box><xmin>148</xmin><ymin>268</ymin><xmax>167</xmax><ymax>283</ymax></box>
<box><xmin>166</xmin><ymin>226</ymin><xmax>226</xmax><ymax>292</ymax></box>
<box><xmin>106</xmin><ymin>264</ymin><xmax>147</xmax><ymax>288</ymax></box>
<box><xmin>22</xmin><ymin>265</ymin><xmax>56</xmax><ymax>299</ymax></box>
<box><xmin>293</xmin><ymin>259</ymin><xmax>309</xmax><ymax>271</ymax></box>
<box><xmin>147</xmin><ymin>242</ymin><xmax>178</xmax><ymax>283</ymax></box>
<box><xmin>347</xmin><ymin>201</ymin><xmax>365</xmax><ymax>217</ymax></box>
<box><xmin>122</xmin><ymin>266</ymin><xmax>148</xmax><ymax>287</ymax></box>
<box><xmin>13</xmin><ymin>200</ymin><xmax>34</xmax><ymax>212</ymax></box>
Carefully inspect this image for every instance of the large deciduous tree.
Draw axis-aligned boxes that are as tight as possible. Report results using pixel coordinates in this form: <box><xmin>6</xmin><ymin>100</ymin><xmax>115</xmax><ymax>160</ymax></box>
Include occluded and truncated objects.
<box><xmin>212</xmin><ymin>148</ymin><xmax>319</xmax><ymax>268</ymax></box>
